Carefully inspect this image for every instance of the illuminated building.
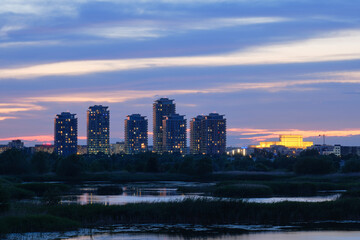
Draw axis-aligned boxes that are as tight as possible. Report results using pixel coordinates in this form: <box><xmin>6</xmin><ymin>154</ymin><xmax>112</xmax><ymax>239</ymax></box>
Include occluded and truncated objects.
<box><xmin>111</xmin><ymin>142</ymin><xmax>125</xmax><ymax>154</ymax></box>
<box><xmin>255</xmin><ymin>135</ymin><xmax>313</xmax><ymax>149</ymax></box>
<box><xmin>54</xmin><ymin>112</ymin><xmax>78</xmax><ymax>156</ymax></box>
<box><xmin>125</xmin><ymin>114</ymin><xmax>148</xmax><ymax>154</ymax></box>
<box><xmin>162</xmin><ymin>114</ymin><xmax>187</xmax><ymax>154</ymax></box>
<box><xmin>0</xmin><ymin>145</ymin><xmax>9</xmax><ymax>154</ymax></box>
<box><xmin>190</xmin><ymin>115</ymin><xmax>204</xmax><ymax>154</ymax></box>
<box><xmin>77</xmin><ymin>145</ymin><xmax>87</xmax><ymax>155</ymax></box>
<box><xmin>153</xmin><ymin>98</ymin><xmax>176</xmax><ymax>153</ymax></box>
<box><xmin>87</xmin><ymin>105</ymin><xmax>110</xmax><ymax>155</ymax></box>
<box><xmin>200</xmin><ymin>113</ymin><xmax>227</xmax><ymax>155</ymax></box>
<box><xmin>34</xmin><ymin>144</ymin><xmax>54</xmax><ymax>154</ymax></box>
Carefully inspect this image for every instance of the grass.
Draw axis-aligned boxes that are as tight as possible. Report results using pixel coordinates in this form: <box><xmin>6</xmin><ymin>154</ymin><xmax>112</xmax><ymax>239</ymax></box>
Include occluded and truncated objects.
<box><xmin>2</xmin><ymin>197</ymin><xmax>360</xmax><ymax>234</ymax></box>
<box><xmin>0</xmin><ymin>215</ymin><xmax>79</xmax><ymax>233</ymax></box>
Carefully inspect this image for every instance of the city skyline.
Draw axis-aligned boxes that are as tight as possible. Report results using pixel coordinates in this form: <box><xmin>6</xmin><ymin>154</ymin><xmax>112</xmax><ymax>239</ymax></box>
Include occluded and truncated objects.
<box><xmin>1</xmin><ymin>1</ymin><xmax>360</xmax><ymax>147</ymax></box>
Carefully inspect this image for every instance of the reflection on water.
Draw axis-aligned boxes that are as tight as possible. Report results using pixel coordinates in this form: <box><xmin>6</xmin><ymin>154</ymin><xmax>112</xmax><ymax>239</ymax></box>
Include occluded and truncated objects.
<box><xmin>8</xmin><ymin>230</ymin><xmax>360</xmax><ymax>240</ymax></box>
<box><xmin>246</xmin><ymin>194</ymin><xmax>340</xmax><ymax>203</ymax></box>
<box><xmin>61</xmin><ymin>185</ymin><xmax>201</xmax><ymax>205</ymax></box>
<box><xmin>62</xmin><ymin>231</ymin><xmax>360</xmax><ymax>240</ymax></box>
<box><xmin>61</xmin><ymin>184</ymin><xmax>340</xmax><ymax>205</ymax></box>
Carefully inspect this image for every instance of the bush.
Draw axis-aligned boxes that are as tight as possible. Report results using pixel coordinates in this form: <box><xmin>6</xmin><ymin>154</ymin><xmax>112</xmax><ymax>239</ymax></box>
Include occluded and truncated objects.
<box><xmin>0</xmin><ymin>185</ymin><xmax>10</xmax><ymax>212</ymax></box>
<box><xmin>97</xmin><ymin>185</ymin><xmax>123</xmax><ymax>195</ymax></box>
<box><xmin>342</xmin><ymin>159</ymin><xmax>360</xmax><ymax>173</ymax></box>
<box><xmin>0</xmin><ymin>215</ymin><xmax>80</xmax><ymax>233</ymax></box>
<box><xmin>294</xmin><ymin>157</ymin><xmax>336</xmax><ymax>175</ymax></box>
<box><xmin>42</xmin><ymin>188</ymin><xmax>61</xmax><ymax>205</ymax></box>
<box><xmin>213</xmin><ymin>184</ymin><xmax>273</xmax><ymax>198</ymax></box>
<box><xmin>16</xmin><ymin>183</ymin><xmax>70</xmax><ymax>196</ymax></box>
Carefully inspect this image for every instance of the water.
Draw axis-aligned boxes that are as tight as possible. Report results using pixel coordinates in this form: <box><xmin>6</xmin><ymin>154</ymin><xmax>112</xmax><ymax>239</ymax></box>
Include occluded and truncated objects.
<box><xmin>8</xmin><ymin>231</ymin><xmax>360</xmax><ymax>240</ymax></box>
<box><xmin>60</xmin><ymin>181</ymin><xmax>340</xmax><ymax>205</ymax></box>
<box><xmin>64</xmin><ymin>231</ymin><xmax>360</xmax><ymax>240</ymax></box>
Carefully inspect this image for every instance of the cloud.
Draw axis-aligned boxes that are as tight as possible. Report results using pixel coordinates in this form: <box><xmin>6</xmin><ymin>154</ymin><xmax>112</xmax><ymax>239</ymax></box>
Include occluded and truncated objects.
<box><xmin>0</xmin><ymin>25</ymin><xmax>24</xmax><ymax>39</ymax></box>
<box><xmin>1</xmin><ymin>28</ymin><xmax>360</xmax><ymax>79</ymax></box>
<box><xmin>0</xmin><ymin>40</ymin><xmax>61</xmax><ymax>48</ymax></box>
<box><xmin>0</xmin><ymin>117</ymin><xmax>17</xmax><ymax>121</ymax></box>
<box><xmin>82</xmin><ymin>17</ymin><xmax>288</xmax><ymax>39</ymax></box>
<box><xmin>0</xmin><ymin>135</ymin><xmax>54</xmax><ymax>143</ymax></box>
<box><xmin>228</xmin><ymin>128</ymin><xmax>360</xmax><ymax>143</ymax></box>
<box><xmin>0</xmin><ymin>103</ymin><xmax>45</xmax><ymax>114</ymax></box>
<box><xmin>0</xmin><ymin>135</ymin><xmax>86</xmax><ymax>144</ymax></box>
<box><xmin>19</xmin><ymin>78</ymin><xmax>360</xmax><ymax>103</ymax></box>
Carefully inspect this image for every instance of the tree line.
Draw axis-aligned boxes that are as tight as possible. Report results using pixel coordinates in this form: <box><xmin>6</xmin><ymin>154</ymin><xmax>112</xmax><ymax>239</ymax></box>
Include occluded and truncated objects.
<box><xmin>0</xmin><ymin>148</ymin><xmax>360</xmax><ymax>176</ymax></box>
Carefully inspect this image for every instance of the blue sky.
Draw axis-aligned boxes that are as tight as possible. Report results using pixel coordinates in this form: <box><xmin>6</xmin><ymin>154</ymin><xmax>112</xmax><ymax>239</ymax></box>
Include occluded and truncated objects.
<box><xmin>1</xmin><ymin>0</ymin><xmax>360</xmax><ymax>147</ymax></box>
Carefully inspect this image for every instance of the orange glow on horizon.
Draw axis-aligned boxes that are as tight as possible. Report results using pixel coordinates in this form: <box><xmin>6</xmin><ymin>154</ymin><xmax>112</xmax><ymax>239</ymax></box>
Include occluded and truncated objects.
<box><xmin>228</xmin><ymin>128</ymin><xmax>360</xmax><ymax>143</ymax></box>
<box><xmin>0</xmin><ymin>135</ymin><xmax>87</xmax><ymax>143</ymax></box>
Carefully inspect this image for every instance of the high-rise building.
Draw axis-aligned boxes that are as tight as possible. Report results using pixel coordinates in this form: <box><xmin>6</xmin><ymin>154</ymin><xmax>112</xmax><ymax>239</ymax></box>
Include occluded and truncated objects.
<box><xmin>190</xmin><ymin>115</ymin><xmax>205</xmax><ymax>154</ymax></box>
<box><xmin>162</xmin><ymin>114</ymin><xmax>187</xmax><ymax>154</ymax></box>
<box><xmin>54</xmin><ymin>112</ymin><xmax>78</xmax><ymax>156</ymax></box>
<box><xmin>153</xmin><ymin>98</ymin><xmax>176</xmax><ymax>153</ymax></box>
<box><xmin>87</xmin><ymin>105</ymin><xmax>110</xmax><ymax>155</ymax></box>
<box><xmin>200</xmin><ymin>113</ymin><xmax>226</xmax><ymax>155</ymax></box>
<box><xmin>125</xmin><ymin>114</ymin><xmax>148</xmax><ymax>154</ymax></box>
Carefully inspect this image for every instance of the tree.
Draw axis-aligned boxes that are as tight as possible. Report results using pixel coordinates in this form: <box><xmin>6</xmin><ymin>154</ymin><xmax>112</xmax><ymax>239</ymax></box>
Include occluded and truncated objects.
<box><xmin>195</xmin><ymin>157</ymin><xmax>213</xmax><ymax>176</ymax></box>
<box><xmin>56</xmin><ymin>154</ymin><xmax>82</xmax><ymax>177</ymax></box>
<box><xmin>0</xmin><ymin>149</ymin><xmax>30</xmax><ymax>175</ymax></box>
<box><xmin>31</xmin><ymin>152</ymin><xmax>50</xmax><ymax>174</ymax></box>
<box><xmin>342</xmin><ymin>159</ymin><xmax>360</xmax><ymax>173</ymax></box>
<box><xmin>146</xmin><ymin>157</ymin><xmax>159</xmax><ymax>172</ymax></box>
<box><xmin>294</xmin><ymin>156</ymin><xmax>336</xmax><ymax>175</ymax></box>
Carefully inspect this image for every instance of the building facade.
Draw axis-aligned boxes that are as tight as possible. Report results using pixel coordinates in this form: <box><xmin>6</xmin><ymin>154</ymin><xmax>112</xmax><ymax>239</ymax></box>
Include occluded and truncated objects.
<box><xmin>153</xmin><ymin>98</ymin><xmax>176</xmax><ymax>153</ymax></box>
<box><xmin>255</xmin><ymin>135</ymin><xmax>313</xmax><ymax>149</ymax></box>
<box><xmin>111</xmin><ymin>142</ymin><xmax>125</xmax><ymax>154</ymax></box>
<box><xmin>54</xmin><ymin>112</ymin><xmax>78</xmax><ymax>156</ymax></box>
<box><xmin>8</xmin><ymin>140</ymin><xmax>24</xmax><ymax>149</ymax></box>
<box><xmin>87</xmin><ymin>105</ymin><xmax>110</xmax><ymax>155</ymax></box>
<box><xmin>200</xmin><ymin>113</ymin><xmax>227</xmax><ymax>155</ymax></box>
<box><xmin>162</xmin><ymin>114</ymin><xmax>187</xmax><ymax>154</ymax></box>
<box><xmin>190</xmin><ymin>115</ymin><xmax>204</xmax><ymax>154</ymax></box>
<box><xmin>34</xmin><ymin>144</ymin><xmax>54</xmax><ymax>154</ymax></box>
<box><xmin>124</xmin><ymin>114</ymin><xmax>148</xmax><ymax>154</ymax></box>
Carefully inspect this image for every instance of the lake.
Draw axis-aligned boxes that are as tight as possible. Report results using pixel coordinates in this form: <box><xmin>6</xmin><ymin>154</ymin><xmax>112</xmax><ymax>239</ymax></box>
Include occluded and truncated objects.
<box><xmin>60</xmin><ymin>181</ymin><xmax>341</xmax><ymax>205</ymax></box>
<box><xmin>8</xmin><ymin>230</ymin><xmax>360</xmax><ymax>240</ymax></box>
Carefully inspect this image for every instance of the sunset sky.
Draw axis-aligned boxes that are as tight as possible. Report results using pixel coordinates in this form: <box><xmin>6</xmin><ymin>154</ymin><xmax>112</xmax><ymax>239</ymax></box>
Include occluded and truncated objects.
<box><xmin>1</xmin><ymin>0</ymin><xmax>360</xmax><ymax>147</ymax></box>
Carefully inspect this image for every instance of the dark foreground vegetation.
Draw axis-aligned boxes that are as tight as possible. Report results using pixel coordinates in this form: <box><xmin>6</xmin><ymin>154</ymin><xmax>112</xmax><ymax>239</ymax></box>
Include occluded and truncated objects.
<box><xmin>2</xmin><ymin>148</ymin><xmax>360</xmax><ymax>234</ymax></box>
<box><xmin>1</xmin><ymin>148</ymin><xmax>360</xmax><ymax>180</ymax></box>
<box><xmin>2</xmin><ymin>198</ymin><xmax>360</xmax><ymax>234</ymax></box>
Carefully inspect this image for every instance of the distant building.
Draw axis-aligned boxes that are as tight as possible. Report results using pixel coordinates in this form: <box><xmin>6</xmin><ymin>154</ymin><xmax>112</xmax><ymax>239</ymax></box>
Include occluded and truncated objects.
<box><xmin>190</xmin><ymin>114</ymin><xmax>227</xmax><ymax>155</ymax></box>
<box><xmin>190</xmin><ymin>115</ymin><xmax>204</xmax><ymax>154</ymax></box>
<box><xmin>0</xmin><ymin>145</ymin><xmax>9</xmax><ymax>154</ymax></box>
<box><xmin>54</xmin><ymin>112</ymin><xmax>78</xmax><ymax>156</ymax></box>
<box><xmin>111</xmin><ymin>142</ymin><xmax>125</xmax><ymax>155</ymax></box>
<box><xmin>77</xmin><ymin>145</ymin><xmax>87</xmax><ymax>155</ymax></box>
<box><xmin>124</xmin><ymin>114</ymin><xmax>148</xmax><ymax>154</ymax></box>
<box><xmin>254</xmin><ymin>135</ymin><xmax>313</xmax><ymax>149</ymax></box>
<box><xmin>340</xmin><ymin>146</ymin><xmax>360</xmax><ymax>156</ymax></box>
<box><xmin>34</xmin><ymin>144</ymin><xmax>54</xmax><ymax>154</ymax></box>
<box><xmin>162</xmin><ymin>114</ymin><xmax>187</xmax><ymax>154</ymax></box>
<box><xmin>87</xmin><ymin>105</ymin><xmax>110</xmax><ymax>155</ymax></box>
<box><xmin>153</xmin><ymin>98</ymin><xmax>176</xmax><ymax>153</ymax></box>
<box><xmin>226</xmin><ymin>147</ymin><xmax>247</xmax><ymax>156</ymax></box>
<box><xmin>8</xmin><ymin>140</ymin><xmax>24</xmax><ymax>149</ymax></box>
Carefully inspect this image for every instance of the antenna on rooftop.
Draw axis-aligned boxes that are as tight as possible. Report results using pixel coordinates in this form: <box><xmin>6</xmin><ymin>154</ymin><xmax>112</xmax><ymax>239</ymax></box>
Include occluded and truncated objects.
<box><xmin>319</xmin><ymin>134</ymin><xmax>325</xmax><ymax>145</ymax></box>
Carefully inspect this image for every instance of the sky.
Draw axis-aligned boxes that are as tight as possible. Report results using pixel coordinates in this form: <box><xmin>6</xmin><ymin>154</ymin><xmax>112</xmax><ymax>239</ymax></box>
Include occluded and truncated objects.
<box><xmin>1</xmin><ymin>0</ymin><xmax>360</xmax><ymax>147</ymax></box>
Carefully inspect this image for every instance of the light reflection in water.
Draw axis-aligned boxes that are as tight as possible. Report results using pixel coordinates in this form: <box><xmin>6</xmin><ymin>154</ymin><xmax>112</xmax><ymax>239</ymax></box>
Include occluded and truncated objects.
<box><xmin>65</xmin><ymin>231</ymin><xmax>360</xmax><ymax>240</ymax></box>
